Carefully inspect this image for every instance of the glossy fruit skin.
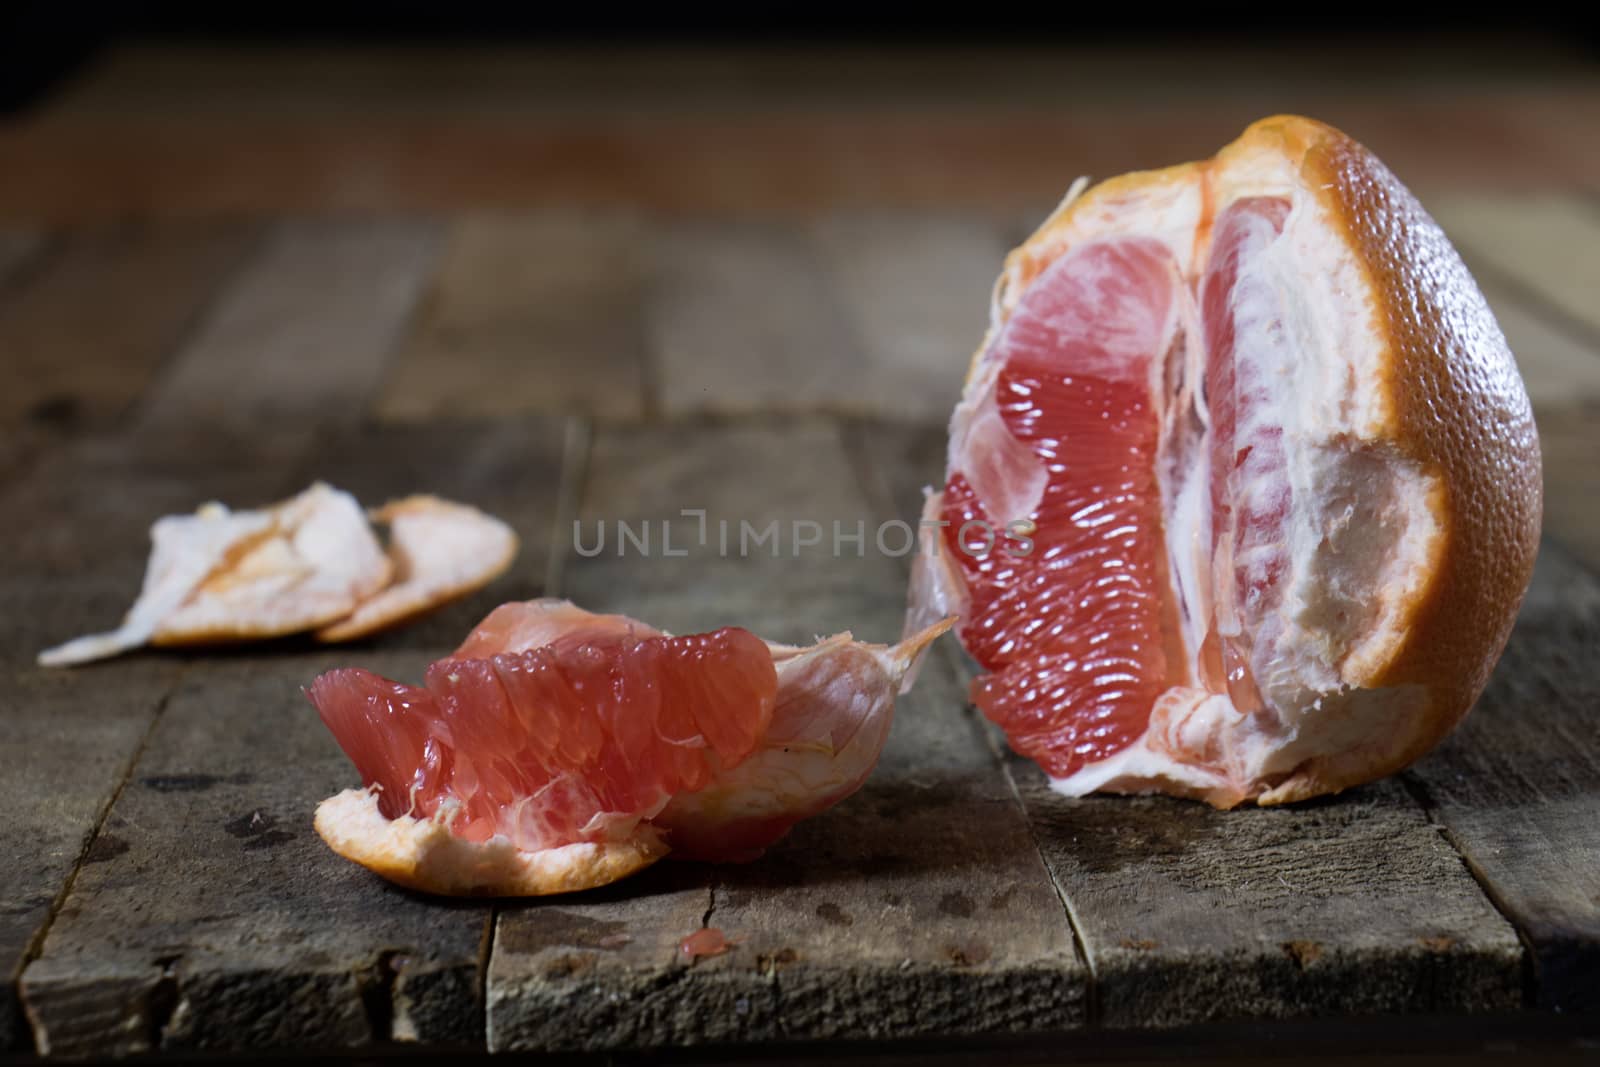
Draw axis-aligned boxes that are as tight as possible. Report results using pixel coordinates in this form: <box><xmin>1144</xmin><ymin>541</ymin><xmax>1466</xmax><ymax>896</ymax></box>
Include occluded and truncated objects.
<box><xmin>1260</xmin><ymin>117</ymin><xmax>1542</xmax><ymax>798</ymax></box>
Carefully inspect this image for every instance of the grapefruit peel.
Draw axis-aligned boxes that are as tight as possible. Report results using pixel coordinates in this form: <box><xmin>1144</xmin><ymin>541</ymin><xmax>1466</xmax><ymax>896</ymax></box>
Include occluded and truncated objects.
<box><xmin>910</xmin><ymin>115</ymin><xmax>1541</xmax><ymax>807</ymax></box>
<box><xmin>38</xmin><ymin>484</ymin><xmax>518</xmax><ymax>666</ymax></box>
<box><xmin>316</xmin><ymin>495</ymin><xmax>519</xmax><ymax>642</ymax></box>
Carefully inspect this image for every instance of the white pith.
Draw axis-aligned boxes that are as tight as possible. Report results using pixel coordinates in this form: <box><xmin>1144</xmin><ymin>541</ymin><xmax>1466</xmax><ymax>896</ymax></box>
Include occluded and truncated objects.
<box><xmin>314</xmin><ymin>787</ymin><xmax>667</xmax><ymax>896</ymax></box>
<box><xmin>927</xmin><ymin>146</ymin><xmax>1446</xmax><ymax>805</ymax></box>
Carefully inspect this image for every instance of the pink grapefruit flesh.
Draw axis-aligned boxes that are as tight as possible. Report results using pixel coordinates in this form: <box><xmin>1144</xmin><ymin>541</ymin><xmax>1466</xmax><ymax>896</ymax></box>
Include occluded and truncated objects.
<box><xmin>309</xmin><ymin>599</ymin><xmax>953</xmax><ymax>893</ymax></box>
<box><xmin>312</xmin><ymin>625</ymin><xmax>777</xmax><ymax>853</ymax></box>
<box><xmin>913</xmin><ymin>115</ymin><xmax>1542</xmax><ymax>806</ymax></box>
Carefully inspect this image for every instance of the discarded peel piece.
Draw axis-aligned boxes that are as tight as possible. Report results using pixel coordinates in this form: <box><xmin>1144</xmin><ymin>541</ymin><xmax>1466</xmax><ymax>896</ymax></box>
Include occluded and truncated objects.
<box><xmin>39</xmin><ymin>483</ymin><xmax>391</xmax><ymax>667</ymax></box>
<box><xmin>315</xmin><ymin>496</ymin><xmax>519</xmax><ymax>642</ymax></box>
<box><xmin>908</xmin><ymin>114</ymin><xmax>1542</xmax><ymax>806</ymax></box>
<box><xmin>38</xmin><ymin>485</ymin><xmax>523</xmax><ymax>666</ymax></box>
<box><xmin>309</xmin><ymin>599</ymin><xmax>954</xmax><ymax>896</ymax></box>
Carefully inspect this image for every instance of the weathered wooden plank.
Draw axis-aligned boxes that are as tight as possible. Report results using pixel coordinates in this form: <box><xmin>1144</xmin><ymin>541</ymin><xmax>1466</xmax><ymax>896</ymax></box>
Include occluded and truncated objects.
<box><xmin>1002</xmin><ymin>759</ymin><xmax>1523</xmax><ymax>1027</ymax></box>
<box><xmin>19</xmin><ymin>652</ymin><xmax>487</xmax><ymax>1057</ymax></box>
<box><xmin>138</xmin><ymin>220</ymin><xmax>440</xmax><ymax>428</ymax></box>
<box><xmin>375</xmin><ymin>214</ymin><xmax>648</xmax><ymax>421</ymax></box>
<box><xmin>841</xmin><ymin>418</ymin><xmax>948</xmax><ymax>535</ymax></box>
<box><xmin>0</xmin><ymin>229</ymin><xmax>44</xmax><ymax>286</ymax></box>
<box><xmin>1406</xmin><ymin>544</ymin><xmax>1600</xmax><ymax>1013</ymax></box>
<box><xmin>566</xmin><ymin>420</ymin><xmax>917</xmax><ymax>637</ymax></box>
<box><xmin>1432</xmin><ymin>195</ymin><xmax>1600</xmax><ymax>341</ymax></box>
<box><xmin>1472</xmin><ymin>274</ymin><xmax>1600</xmax><ymax>410</ymax></box>
<box><xmin>487</xmin><ymin>421</ymin><xmax>1083</xmax><ymax>1051</ymax></box>
<box><xmin>647</xmin><ymin>224</ymin><xmax>867</xmax><ymax>417</ymax></box>
<box><xmin>0</xmin><ymin>224</ymin><xmax>255</xmax><ymax>426</ymax></box>
<box><xmin>0</xmin><ymin>426</ymin><xmax>326</xmax><ymax>1052</ymax></box>
<box><xmin>0</xmin><ymin>661</ymin><xmax>183</xmax><ymax>1054</ymax></box>
<box><xmin>849</xmin><ymin>420</ymin><xmax>1524</xmax><ymax>1025</ymax></box>
<box><xmin>8</xmin><ymin>68</ymin><xmax>1600</xmax><ymax>222</ymax></box>
<box><xmin>1519</xmin><ymin>540</ymin><xmax>1600</xmax><ymax>631</ymax></box>
<box><xmin>306</xmin><ymin>417</ymin><xmax>569</xmax><ymax>648</ymax></box>
<box><xmin>1534</xmin><ymin>407</ymin><xmax>1600</xmax><ymax>574</ymax></box>
<box><xmin>0</xmin><ymin>427</ymin><xmax>318</xmax><ymax>642</ymax></box>
<box><xmin>811</xmin><ymin>214</ymin><xmax>1007</xmax><ymax>420</ymax></box>
<box><xmin>14</xmin><ymin>419</ymin><xmax>573</xmax><ymax>1056</ymax></box>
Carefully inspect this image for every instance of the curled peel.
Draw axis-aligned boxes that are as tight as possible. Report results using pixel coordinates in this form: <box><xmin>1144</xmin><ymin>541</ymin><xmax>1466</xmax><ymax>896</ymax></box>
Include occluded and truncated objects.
<box><xmin>39</xmin><ymin>483</ymin><xmax>389</xmax><ymax>666</ymax></box>
<box><xmin>316</xmin><ymin>495</ymin><xmax>518</xmax><ymax>642</ymax></box>
<box><xmin>38</xmin><ymin>485</ymin><xmax>520</xmax><ymax>667</ymax></box>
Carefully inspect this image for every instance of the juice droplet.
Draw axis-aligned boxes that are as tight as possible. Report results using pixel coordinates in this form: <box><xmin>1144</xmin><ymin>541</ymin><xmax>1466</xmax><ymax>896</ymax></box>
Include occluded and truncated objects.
<box><xmin>679</xmin><ymin>927</ymin><xmax>734</xmax><ymax>960</ymax></box>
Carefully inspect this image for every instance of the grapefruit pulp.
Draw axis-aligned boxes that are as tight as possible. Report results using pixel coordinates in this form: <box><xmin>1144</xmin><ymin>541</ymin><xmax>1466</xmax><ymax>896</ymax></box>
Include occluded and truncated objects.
<box><xmin>311</xmin><ymin>599</ymin><xmax>951</xmax><ymax>895</ymax></box>
<box><xmin>909</xmin><ymin>115</ymin><xmax>1541</xmax><ymax>806</ymax></box>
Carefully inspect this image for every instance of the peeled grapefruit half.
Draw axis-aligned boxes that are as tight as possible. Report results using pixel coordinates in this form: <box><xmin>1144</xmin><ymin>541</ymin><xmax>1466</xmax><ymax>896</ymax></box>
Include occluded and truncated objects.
<box><xmin>310</xmin><ymin>599</ymin><xmax>951</xmax><ymax>895</ymax></box>
<box><xmin>906</xmin><ymin>115</ymin><xmax>1541</xmax><ymax>807</ymax></box>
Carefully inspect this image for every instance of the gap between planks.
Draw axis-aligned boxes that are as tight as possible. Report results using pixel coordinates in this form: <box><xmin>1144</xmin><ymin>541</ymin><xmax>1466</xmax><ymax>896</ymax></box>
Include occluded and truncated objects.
<box><xmin>836</xmin><ymin>418</ymin><xmax>1102</xmax><ymax>1018</ymax></box>
<box><xmin>841</xmin><ymin>419</ymin><xmax>1526</xmax><ymax>1029</ymax></box>
<box><xmin>485</xmin><ymin>417</ymin><xmax>1083</xmax><ymax>1052</ymax></box>
<box><xmin>1397</xmin><ymin>772</ymin><xmax>1538</xmax><ymax>1007</ymax></box>
<box><xmin>12</xmin><ymin>421</ymin><xmax>572</xmax><ymax>1055</ymax></box>
<box><xmin>15</xmin><ymin>668</ymin><xmax>190</xmax><ymax>1055</ymax></box>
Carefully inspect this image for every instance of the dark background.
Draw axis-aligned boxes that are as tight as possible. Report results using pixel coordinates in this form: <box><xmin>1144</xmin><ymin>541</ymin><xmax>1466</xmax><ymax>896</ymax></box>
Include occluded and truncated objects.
<box><xmin>4</xmin><ymin>5</ymin><xmax>1596</xmax><ymax>111</ymax></box>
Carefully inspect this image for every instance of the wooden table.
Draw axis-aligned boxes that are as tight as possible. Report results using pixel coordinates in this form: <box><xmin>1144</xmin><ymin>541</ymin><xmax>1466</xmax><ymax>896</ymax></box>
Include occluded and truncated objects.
<box><xmin>1</xmin><ymin>42</ymin><xmax>1597</xmax><ymax>1061</ymax></box>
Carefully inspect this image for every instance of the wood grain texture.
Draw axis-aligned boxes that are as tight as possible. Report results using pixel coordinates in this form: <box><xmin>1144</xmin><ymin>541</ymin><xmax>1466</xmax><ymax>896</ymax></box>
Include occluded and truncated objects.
<box><xmin>1518</xmin><ymin>540</ymin><xmax>1600</xmax><ymax>631</ymax></box>
<box><xmin>0</xmin><ymin>426</ymin><xmax>320</xmax><ymax>1052</ymax></box>
<box><xmin>648</xmin><ymin>223</ymin><xmax>867</xmax><ymax>417</ymax></box>
<box><xmin>999</xmin><ymin>750</ymin><xmax>1523</xmax><ymax>1026</ymax></box>
<box><xmin>562</xmin><ymin>421</ymin><xmax>911</xmax><ymax>638</ymax></box>
<box><xmin>0</xmin><ymin>224</ymin><xmax>255</xmax><ymax>426</ymax></box>
<box><xmin>488</xmin><ymin>420</ymin><xmax>1082</xmax><ymax>1051</ymax></box>
<box><xmin>811</xmin><ymin>215</ymin><xmax>1007</xmax><ymax>420</ymax></box>
<box><xmin>20</xmin><ymin>652</ymin><xmax>489</xmax><ymax>1057</ymax></box>
<box><xmin>5</xmin><ymin>84</ymin><xmax>1600</xmax><ymax>222</ymax></box>
<box><xmin>850</xmin><ymin>418</ymin><xmax>1521</xmax><ymax>1026</ymax></box>
<box><xmin>10</xmin><ymin>420</ymin><xmax>574</xmax><ymax>1056</ymax></box>
<box><xmin>1407</xmin><ymin>545</ymin><xmax>1600</xmax><ymax>1013</ymax></box>
<box><xmin>842</xmin><ymin>419</ymin><xmax>948</xmax><ymax>536</ymax></box>
<box><xmin>0</xmin><ymin>662</ymin><xmax>182</xmax><ymax>1053</ymax></box>
<box><xmin>303</xmin><ymin>417</ymin><xmax>569</xmax><ymax>648</ymax></box>
<box><xmin>1534</xmin><ymin>406</ymin><xmax>1600</xmax><ymax>573</ymax></box>
<box><xmin>1471</xmin><ymin>273</ymin><xmax>1600</xmax><ymax>410</ymax></box>
<box><xmin>0</xmin><ymin>427</ymin><xmax>320</xmax><ymax>662</ymax></box>
<box><xmin>376</xmin><ymin>213</ymin><xmax>647</xmax><ymax>421</ymax></box>
<box><xmin>650</xmin><ymin>216</ymin><xmax>1008</xmax><ymax>420</ymax></box>
<box><xmin>138</xmin><ymin>220</ymin><xmax>440</xmax><ymax>429</ymax></box>
<box><xmin>1433</xmin><ymin>195</ymin><xmax>1600</xmax><ymax>341</ymax></box>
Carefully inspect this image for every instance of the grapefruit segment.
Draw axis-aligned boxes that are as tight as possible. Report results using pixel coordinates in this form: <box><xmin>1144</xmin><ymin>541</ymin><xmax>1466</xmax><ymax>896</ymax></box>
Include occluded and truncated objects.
<box><xmin>911</xmin><ymin>115</ymin><xmax>1541</xmax><ymax>806</ymax></box>
<box><xmin>310</xmin><ymin>599</ymin><xmax>953</xmax><ymax>895</ymax></box>
<box><xmin>313</xmin><ymin>622</ymin><xmax>776</xmax><ymax>851</ymax></box>
<box><xmin>939</xmin><ymin>237</ymin><xmax>1185</xmax><ymax>780</ymax></box>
